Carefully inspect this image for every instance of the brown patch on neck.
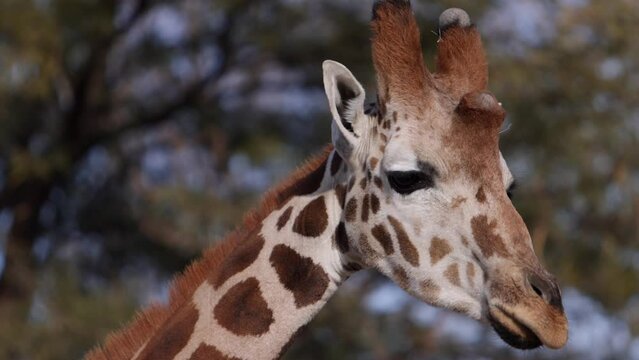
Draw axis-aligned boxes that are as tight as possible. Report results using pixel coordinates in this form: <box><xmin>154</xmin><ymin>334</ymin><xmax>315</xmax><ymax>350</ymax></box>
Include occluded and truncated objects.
<box><xmin>371</xmin><ymin>224</ymin><xmax>394</xmax><ymax>255</ymax></box>
<box><xmin>466</xmin><ymin>262</ymin><xmax>476</xmax><ymax>287</ymax></box>
<box><xmin>335</xmin><ymin>222</ymin><xmax>350</xmax><ymax>253</ymax></box>
<box><xmin>358</xmin><ymin>233</ymin><xmax>378</xmax><ymax>263</ymax></box>
<box><xmin>210</xmin><ymin>230</ymin><xmax>265</xmax><ymax>289</ymax></box>
<box><xmin>420</xmin><ymin>279</ymin><xmax>440</xmax><ymax>302</ymax></box>
<box><xmin>361</xmin><ymin>194</ymin><xmax>370</xmax><ymax>222</ymax></box>
<box><xmin>471</xmin><ymin>215</ymin><xmax>509</xmax><ymax>258</ymax></box>
<box><xmin>461</xmin><ymin>236</ymin><xmax>469</xmax><ymax>247</ymax></box>
<box><xmin>392</xmin><ymin>265</ymin><xmax>410</xmax><ymax>289</ymax></box>
<box><xmin>189</xmin><ymin>343</ymin><xmax>240</xmax><ymax>360</ymax></box>
<box><xmin>388</xmin><ymin>216</ymin><xmax>420</xmax><ymax>267</ymax></box>
<box><xmin>369</xmin><ymin>157</ymin><xmax>379</xmax><ymax>171</ymax></box>
<box><xmin>429</xmin><ymin>237</ymin><xmax>452</xmax><ymax>265</ymax></box>
<box><xmin>277</xmin><ymin>206</ymin><xmax>294</xmax><ymax>230</ymax></box>
<box><xmin>334</xmin><ymin>184</ymin><xmax>347</xmax><ymax>209</ymax></box>
<box><xmin>87</xmin><ymin>146</ymin><xmax>333</xmax><ymax>360</ymax></box>
<box><xmin>347</xmin><ymin>177</ymin><xmax>356</xmax><ymax>191</ymax></box>
<box><xmin>475</xmin><ymin>186</ymin><xmax>486</xmax><ymax>203</ymax></box>
<box><xmin>451</xmin><ymin>196</ymin><xmax>467</xmax><ymax>209</ymax></box>
<box><xmin>373</xmin><ymin>176</ymin><xmax>383</xmax><ymax>189</ymax></box>
<box><xmin>136</xmin><ymin>303</ymin><xmax>199</xmax><ymax>360</ymax></box>
<box><xmin>344</xmin><ymin>262</ymin><xmax>363</xmax><ymax>272</ymax></box>
<box><xmin>359</xmin><ymin>177</ymin><xmax>368</xmax><ymax>190</ymax></box>
<box><xmin>292</xmin><ymin>196</ymin><xmax>329</xmax><ymax>237</ymax></box>
<box><xmin>370</xmin><ymin>193</ymin><xmax>381</xmax><ymax>214</ymax></box>
<box><xmin>214</xmin><ymin>277</ymin><xmax>274</xmax><ymax>336</ymax></box>
<box><xmin>269</xmin><ymin>244</ymin><xmax>330</xmax><ymax>308</ymax></box>
<box><xmin>444</xmin><ymin>263</ymin><xmax>461</xmax><ymax>287</ymax></box>
<box><xmin>345</xmin><ymin>198</ymin><xmax>358</xmax><ymax>222</ymax></box>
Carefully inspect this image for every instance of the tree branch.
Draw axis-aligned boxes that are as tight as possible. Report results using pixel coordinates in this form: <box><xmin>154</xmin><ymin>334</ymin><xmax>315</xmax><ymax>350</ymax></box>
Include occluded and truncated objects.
<box><xmin>78</xmin><ymin>0</ymin><xmax>248</xmax><ymax>153</ymax></box>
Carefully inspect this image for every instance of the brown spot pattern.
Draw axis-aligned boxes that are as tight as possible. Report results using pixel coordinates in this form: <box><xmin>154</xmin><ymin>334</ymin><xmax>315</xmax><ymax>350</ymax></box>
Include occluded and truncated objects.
<box><xmin>420</xmin><ymin>279</ymin><xmax>440</xmax><ymax>302</ymax></box>
<box><xmin>137</xmin><ymin>303</ymin><xmax>199</xmax><ymax>360</ymax></box>
<box><xmin>466</xmin><ymin>262</ymin><xmax>476</xmax><ymax>287</ymax></box>
<box><xmin>476</xmin><ymin>186</ymin><xmax>486</xmax><ymax>203</ymax></box>
<box><xmin>345</xmin><ymin>198</ymin><xmax>357</xmax><ymax>222</ymax></box>
<box><xmin>334</xmin><ymin>184</ymin><xmax>346</xmax><ymax>209</ymax></box>
<box><xmin>471</xmin><ymin>215</ymin><xmax>509</xmax><ymax>258</ymax></box>
<box><xmin>429</xmin><ymin>237</ymin><xmax>452</xmax><ymax>265</ymax></box>
<box><xmin>189</xmin><ymin>343</ymin><xmax>240</xmax><ymax>360</ymax></box>
<box><xmin>371</xmin><ymin>224</ymin><xmax>394</xmax><ymax>255</ymax></box>
<box><xmin>461</xmin><ymin>236</ymin><xmax>469</xmax><ymax>247</ymax></box>
<box><xmin>335</xmin><ymin>222</ymin><xmax>349</xmax><ymax>253</ymax></box>
<box><xmin>211</xmin><ymin>232</ymin><xmax>265</xmax><ymax>289</ymax></box>
<box><xmin>359</xmin><ymin>177</ymin><xmax>368</xmax><ymax>190</ymax></box>
<box><xmin>292</xmin><ymin>196</ymin><xmax>328</xmax><ymax>237</ymax></box>
<box><xmin>361</xmin><ymin>195</ymin><xmax>370</xmax><ymax>222</ymax></box>
<box><xmin>451</xmin><ymin>196</ymin><xmax>467</xmax><ymax>208</ymax></box>
<box><xmin>330</xmin><ymin>152</ymin><xmax>343</xmax><ymax>175</ymax></box>
<box><xmin>275</xmin><ymin>155</ymin><xmax>327</xmax><ymax>205</ymax></box>
<box><xmin>392</xmin><ymin>266</ymin><xmax>410</xmax><ymax>289</ymax></box>
<box><xmin>213</xmin><ymin>277</ymin><xmax>274</xmax><ymax>336</ymax></box>
<box><xmin>344</xmin><ymin>262</ymin><xmax>363</xmax><ymax>272</ymax></box>
<box><xmin>374</xmin><ymin>176</ymin><xmax>383</xmax><ymax>189</ymax></box>
<box><xmin>269</xmin><ymin>244</ymin><xmax>330</xmax><ymax>308</ymax></box>
<box><xmin>388</xmin><ymin>216</ymin><xmax>420</xmax><ymax>267</ymax></box>
<box><xmin>369</xmin><ymin>157</ymin><xmax>379</xmax><ymax>170</ymax></box>
<box><xmin>449</xmin><ymin>302</ymin><xmax>472</xmax><ymax>315</ymax></box>
<box><xmin>276</xmin><ymin>206</ymin><xmax>293</xmax><ymax>231</ymax></box>
<box><xmin>444</xmin><ymin>263</ymin><xmax>461</xmax><ymax>287</ymax></box>
<box><xmin>358</xmin><ymin>233</ymin><xmax>377</xmax><ymax>260</ymax></box>
<box><xmin>347</xmin><ymin>177</ymin><xmax>356</xmax><ymax>191</ymax></box>
<box><xmin>370</xmin><ymin>194</ymin><xmax>380</xmax><ymax>214</ymax></box>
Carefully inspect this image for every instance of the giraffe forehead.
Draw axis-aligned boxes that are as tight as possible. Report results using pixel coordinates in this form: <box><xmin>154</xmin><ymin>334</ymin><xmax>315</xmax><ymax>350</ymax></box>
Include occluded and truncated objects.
<box><xmin>382</xmin><ymin>135</ymin><xmax>446</xmax><ymax>172</ymax></box>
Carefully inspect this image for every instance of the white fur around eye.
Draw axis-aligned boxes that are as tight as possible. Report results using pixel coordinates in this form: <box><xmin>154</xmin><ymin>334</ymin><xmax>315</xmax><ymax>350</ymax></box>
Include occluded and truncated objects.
<box><xmin>383</xmin><ymin>147</ymin><xmax>418</xmax><ymax>173</ymax></box>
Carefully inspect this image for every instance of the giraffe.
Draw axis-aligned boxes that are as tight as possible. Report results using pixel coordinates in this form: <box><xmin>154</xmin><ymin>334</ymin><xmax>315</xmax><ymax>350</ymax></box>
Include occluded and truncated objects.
<box><xmin>87</xmin><ymin>2</ymin><xmax>568</xmax><ymax>359</ymax></box>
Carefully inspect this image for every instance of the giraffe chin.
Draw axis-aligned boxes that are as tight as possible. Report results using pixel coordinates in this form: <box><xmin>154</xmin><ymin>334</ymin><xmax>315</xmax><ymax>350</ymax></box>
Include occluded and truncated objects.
<box><xmin>488</xmin><ymin>307</ymin><xmax>542</xmax><ymax>350</ymax></box>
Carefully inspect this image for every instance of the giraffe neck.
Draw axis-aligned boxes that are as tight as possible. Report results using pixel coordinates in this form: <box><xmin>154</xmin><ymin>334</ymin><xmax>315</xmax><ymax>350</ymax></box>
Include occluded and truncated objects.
<box><xmin>132</xmin><ymin>150</ymin><xmax>355</xmax><ymax>360</ymax></box>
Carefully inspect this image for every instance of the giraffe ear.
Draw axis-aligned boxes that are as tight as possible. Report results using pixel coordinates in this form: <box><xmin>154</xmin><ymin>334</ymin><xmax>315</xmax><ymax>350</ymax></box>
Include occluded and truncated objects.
<box><xmin>323</xmin><ymin>60</ymin><xmax>367</xmax><ymax>159</ymax></box>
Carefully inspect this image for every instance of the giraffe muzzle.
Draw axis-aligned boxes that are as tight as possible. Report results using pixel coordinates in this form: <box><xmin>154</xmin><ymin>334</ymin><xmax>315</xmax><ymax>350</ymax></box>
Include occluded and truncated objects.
<box><xmin>488</xmin><ymin>306</ymin><xmax>542</xmax><ymax>349</ymax></box>
<box><xmin>487</xmin><ymin>269</ymin><xmax>568</xmax><ymax>349</ymax></box>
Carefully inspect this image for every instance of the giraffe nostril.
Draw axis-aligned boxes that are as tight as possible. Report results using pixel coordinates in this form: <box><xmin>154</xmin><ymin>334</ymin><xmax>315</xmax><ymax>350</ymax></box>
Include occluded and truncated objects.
<box><xmin>526</xmin><ymin>271</ymin><xmax>563</xmax><ymax>310</ymax></box>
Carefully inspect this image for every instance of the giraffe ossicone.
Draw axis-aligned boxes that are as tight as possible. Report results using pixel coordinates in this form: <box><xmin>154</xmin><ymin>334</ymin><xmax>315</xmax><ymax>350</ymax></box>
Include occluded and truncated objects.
<box><xmin>88</xmin><ymin>2</ymin><xmax>568</xmax><ymax>359</ymax></box>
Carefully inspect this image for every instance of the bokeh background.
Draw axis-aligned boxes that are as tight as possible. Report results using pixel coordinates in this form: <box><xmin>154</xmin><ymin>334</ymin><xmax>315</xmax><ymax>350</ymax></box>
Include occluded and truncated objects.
<box><xmin>0</xmin><ymin>0</ymin><xmax>638</xmax><ymax>359</ymax></box>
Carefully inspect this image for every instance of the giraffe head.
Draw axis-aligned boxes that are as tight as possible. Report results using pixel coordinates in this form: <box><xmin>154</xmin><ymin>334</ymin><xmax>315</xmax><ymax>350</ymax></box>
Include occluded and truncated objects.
<box><xmin>322</xmin><ymin>1</ymin><xmax>567</xmax><ymax>350</ymax></box>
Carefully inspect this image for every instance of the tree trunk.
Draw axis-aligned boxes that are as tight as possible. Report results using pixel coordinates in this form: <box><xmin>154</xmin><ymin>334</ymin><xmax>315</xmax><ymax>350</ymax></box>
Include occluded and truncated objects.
<box><xmin>0</xmin><ymin>180</ymin><xmax>51</xmax><ymax>305</ymax></box>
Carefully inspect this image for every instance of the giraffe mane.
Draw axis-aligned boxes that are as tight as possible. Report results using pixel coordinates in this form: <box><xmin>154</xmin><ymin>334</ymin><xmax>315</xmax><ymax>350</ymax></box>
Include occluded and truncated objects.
<box><xmin>86</xmin><ymin>145</ymin><xmax>334</xmax><ymax>360</ymax></box>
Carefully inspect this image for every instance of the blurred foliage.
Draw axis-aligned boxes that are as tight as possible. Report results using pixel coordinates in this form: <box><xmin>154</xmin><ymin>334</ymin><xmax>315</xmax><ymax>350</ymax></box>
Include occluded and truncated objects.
<box><xmin>0</xmin><ymin>0</ymin><xmax>637</xmax><ymax>359</ymax></box>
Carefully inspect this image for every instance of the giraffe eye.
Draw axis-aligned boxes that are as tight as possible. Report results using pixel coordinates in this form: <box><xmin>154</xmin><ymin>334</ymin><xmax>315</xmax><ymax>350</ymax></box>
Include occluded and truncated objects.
<box><xmin>387</xmin><ymin>171</ymin><xmax>434</xmax><ymax>195</ymax></box>
<box><xmin>507</xmin><ymin>181</ymin><xmax>517</xmax><ymax>199</ymax></box>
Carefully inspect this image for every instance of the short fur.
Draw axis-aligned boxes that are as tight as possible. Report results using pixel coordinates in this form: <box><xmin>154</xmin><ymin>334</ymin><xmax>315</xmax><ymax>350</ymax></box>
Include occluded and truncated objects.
<box><xmin>371</xmin><ymin>0</ymin><xmax>430</xmax><ymax>106</ymax></box>
<box><xmin>86</xmin><ymin>146</ymin><xmax>333</xmax><ymax>360</ymax></box>
<box><xmin>436</xmin><ymin>26</ymin><xmax>488</xmax><ymax>98</ymax></box>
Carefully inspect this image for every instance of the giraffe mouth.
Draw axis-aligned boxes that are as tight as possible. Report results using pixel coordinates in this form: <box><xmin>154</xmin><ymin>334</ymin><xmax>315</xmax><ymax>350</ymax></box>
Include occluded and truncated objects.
<box><xmin>488</xmin><ymin>306</ymin><xmax>542</xmax><ymax>349</ymax></box>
